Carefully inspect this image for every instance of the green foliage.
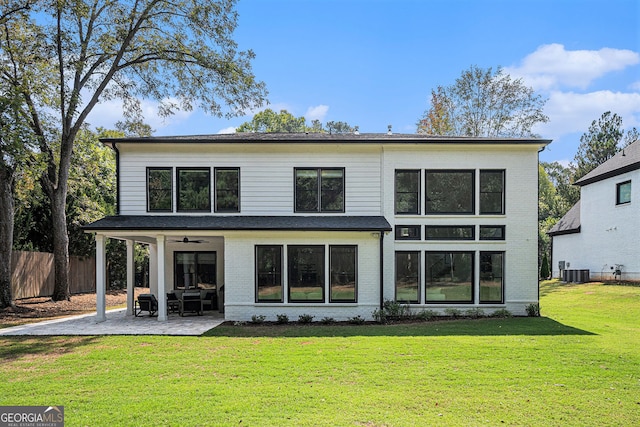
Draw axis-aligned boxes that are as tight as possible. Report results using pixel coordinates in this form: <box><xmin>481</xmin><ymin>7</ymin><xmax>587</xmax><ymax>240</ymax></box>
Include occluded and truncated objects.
<box><xmin>418</xmin><ymin>65</ymin><xmax>548</xmax><ymax>137</ymax></box>
<box><xmin>297</xmin><ymin>314</ymin><xmax>314</xmax><ymax>324</ymax></box>
<box><xmin>526</xmin><ymin>303</ymin><xmax>541</xmax><ymax>317</ymax></box>
<box><xmin>464</xmin><ymin>308</ymin><xmax>486</xmax><ymax>318</ymax></box>
<box><xmin>236</xmin><ymin>108</ymin><xmax>354</xmax><ymax>134</ymax></box>
<box><xmin>444</xmin><ymin>308</ymin><xmax>463</xmax><ymax>319</ymax></box>
<box><xmin>319</xmin><ymin>317</ymin><xmax>335</xmax><ymax>325</ymax></box>
<box><xmin>491</xmin><ymin>308</ymin><xmax>513</xmax><ymax>318</ymax></box>
<box><xmin>250</xmin><ymin>315</ymin><xmax>266</xmax><ymax>324</ymax></box>
<box><xmin>347</xmin><ymin>315</ymin><xmax>365</xmax><ymax>324</ymax></box>
<box><xmin>540</xmin><ymin>253</ymin><xmax>550</xmax><ymax>279</ymax></box>
<box><xmin>373</xmin><ymin>299</ymin><xmax>412</xmax><ymax>323</ymax></box>
<box><xmin>415</xmin><ymin>309</ymin><xmax>437</xmax><ymax>321</ymax></box>
<box><xmin>276</xmin><ymin>314</ymin><xmax>289</xmax><ymax>324</ymax></box>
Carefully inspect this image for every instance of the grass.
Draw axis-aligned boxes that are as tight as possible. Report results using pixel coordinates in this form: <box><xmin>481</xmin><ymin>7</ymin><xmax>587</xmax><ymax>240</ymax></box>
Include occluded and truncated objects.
<box><xmin>1</xmin><ymin>280</ymin><xmax>639</xmax><ymax>426</ymax></box>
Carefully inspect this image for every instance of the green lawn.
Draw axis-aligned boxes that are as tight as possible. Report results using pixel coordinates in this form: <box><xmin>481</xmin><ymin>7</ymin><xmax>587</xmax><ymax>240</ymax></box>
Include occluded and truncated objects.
<box><xmin>1</xmin><ymin>281</ymin><xmax>639</xmax><ymax>426</ymax></box>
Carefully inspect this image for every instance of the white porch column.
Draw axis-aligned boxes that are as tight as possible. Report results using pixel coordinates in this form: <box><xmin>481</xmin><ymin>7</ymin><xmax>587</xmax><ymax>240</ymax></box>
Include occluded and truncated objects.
<box><xmin>95</xmin><ymin>234</ymin><xmax>107</xmax><ymax>322</ymax></box>
<box><xmin>149</xmin><ymin>243</ymin><xmax>158</xmax><ymax>295</ymax></box>
<box><xmin>126</xmin><ymin>239</ymin><xmax>135</xmax><ymax>316</ymax></box>
<box><xmin>156</xmin><ymin>235</ymin><xmax>167</xmax><ymax>321</ymax></box>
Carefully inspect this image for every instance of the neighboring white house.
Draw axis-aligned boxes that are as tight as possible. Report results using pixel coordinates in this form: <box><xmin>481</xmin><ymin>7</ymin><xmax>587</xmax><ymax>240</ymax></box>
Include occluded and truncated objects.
<box><xmin>85</xmin><ymin>133</ymin><xmax>549</xmax><ymax>322</ymax></box>
<box><xmin>549</xmin><ymin>139</ymin><xmax>640</xmax><ymax>282</ymax></box>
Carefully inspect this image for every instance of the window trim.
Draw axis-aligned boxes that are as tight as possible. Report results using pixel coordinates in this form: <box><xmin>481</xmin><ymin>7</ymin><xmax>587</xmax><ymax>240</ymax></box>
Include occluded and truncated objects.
<box><xmin>395</xmin><ymin>169</ymin><xmax>421</xmax><ymax>215</ymax></box>
<box><xmin>255</xmin><ymin>245</ymin><xmax>283</xmax><ymax>303</ymax></box>
<box><xmin>176</xmin><ymin>167</ymin><xmax>212</xmax><ymax>213</ymax></box>
<box><xmin>287</xmin><ymin>245</ymin><xmax>326</xmax><ymax>303</ymax></box>
<box><xmin>146</xmin><ymin>167</ymin><xmax>173</xmax><ymax>212</ymax></box>
<box><xmin>329</xmin><ymin>245</ymin><xmax>358</xmax><ymax>303</ymax></box>
<box><xmin>395</xmin><ymin>251</ymin><xmax>421</xmax><ymax>304</ymax></box>
<box><xmin>616</xmin><ymin>180</ymin><xmax>631</xmax><ymax>205</ymax></box>
<box><xmin>294</xmin><ymin>167</ymin><xmax>345</xmax><ymax>213</ymax></box>
<box><xmin>214</xmin><ymin>167</ymin><xmax>240</xmax><ymax>213</ymax></box>
<box><xmin>424</xmin><ymin>225</ymin><xmax>475</xmax><ymax>241</ymax></box>
<box><xmin>425</xmin><ymin>169</ymin><xmax>475</xmax><ymax>215</ymax></box>
<box><xmin>479</xmin><ymin>251</ymin><xmax>505</xmax><ymax>304</ymax></box>
<box><xmin>425</xmin><ymin>251</ymin><xmax>474</xmax><ymax>304</ymax></box>
<box><xmin>480</xmin><ymin>169</ymin><xmax>506</xmax><ymax>215</ymax></box>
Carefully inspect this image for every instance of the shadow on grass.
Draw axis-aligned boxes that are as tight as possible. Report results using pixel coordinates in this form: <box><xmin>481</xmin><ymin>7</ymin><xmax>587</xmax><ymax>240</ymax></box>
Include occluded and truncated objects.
<box><xmin>0</xmin><ymin>336</ymin><xmax>100</xmax><ymax>362</ymax></box>
<box><xmin>202</xmin><ymin>316</ymin><xmax>595</xmax><ymax>338</ymax></box>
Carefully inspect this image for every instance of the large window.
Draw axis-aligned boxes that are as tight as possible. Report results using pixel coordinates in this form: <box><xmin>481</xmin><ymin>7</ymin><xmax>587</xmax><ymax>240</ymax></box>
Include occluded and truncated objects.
<box><xmin>215</xmin><ymin>167</ymin><xmax>240</xmax><ymax>212</ymax></box>
<box><xmin>255</xmin><ymin>246</ymin><xmax>283</xmax><ymax>302</ymax></box>
<box><xmin>174</xmin><ymin>252</ymin><xmax>216</xmax><ymax>290</ymax></box>
<box><xmin>177</xmin><ymin>168</ymin><xmax>211</xmax><ymax>212</ymax></box>
<box><xmin>395</xmin><ymin>251</ymin><xmax>420</xmax><ymax>303</ymax></box>
<box><xmin>479</xmin><ymin>225</ymin><xmax>505</xmax><ymax>240</ymax></box>
<box><xmin>288</xmin><ymin>246</ymin><xmax>325</xmax><ymax>302</ymax></box>
<box><xmin>295</xmin><ymin>168</ymin><xmax>344</xmax><ymax>212</ymax></box>
<box><xmin>480</xmin><ymin>252</ymin><xmax>504</xmax><ymax>303</ymax></box>
<box><xmin>425</xmin><ymin>225</ymin><xmax>474</xmax><ymax>240</ymax></box>
<box><xmin>616</xmin><ymin>180</ymin><xmax>631</xmax><ymax>205</ymax></box>
<box><xmin>330</xmin><ymin>246</ymin><xmax>357</xmax><ymax>302</ymax></box>
<box><xmin>480</xmin><ymin>170</ymin><xmax>505</xmax><ymax>214</ymax></box>
<box><xmin>147</xmin><ymin>167</ymin><xmax>172</xmax><ymax>212</ymax></box>
<box><xmin>425</xmin><ymin>252</ymin><xmax>473</xmax><ymax>303</ymax></box>
<box><xmin>425</xmin><ymin>170</ymin><xmax>474</xmax><ymax>214</ymax></box>
<box><xmin>395</xmin><ymin>170</ymin><xmax>420</xmax><ymax>214</ymax></box>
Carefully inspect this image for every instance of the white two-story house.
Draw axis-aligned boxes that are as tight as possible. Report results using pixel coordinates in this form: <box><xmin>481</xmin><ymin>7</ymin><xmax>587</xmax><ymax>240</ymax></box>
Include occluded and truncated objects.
<box><xmin>549</xmin><ymin>139</ymin><xmax>640</xmax><ymax>281</ymax></box>
<box><xmin>85</xmin><ymin>133</ymin><xmax>549</xmax><ymax>322</ymax></box>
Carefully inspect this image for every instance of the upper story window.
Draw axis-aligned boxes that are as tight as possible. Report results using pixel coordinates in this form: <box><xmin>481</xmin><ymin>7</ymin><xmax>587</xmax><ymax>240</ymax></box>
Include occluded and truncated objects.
<box><xmin>425</xmin><ymin>170</ymin><xmax>474</xmax><ymax>215</ymax></box>
<box><xmin>147</xmin><ymin>167</ymin><xmax>173</xmax><ymax>212</ymax></box>
<box><xmin>177</xmin><ymin>168</ymin><xmax>211</xmax><ymax>212</ymax></box>
<box><xmin>616</xmin><ymin>180</ymin><xmax>631</xmax><ymax>205</ymax></box>
<box><xmin>480</xmin><ymin>170</ymin><xmax>505</xmax><ymax>214</ymax></box>
<box><xmin>395</xmin><ymin>170</ymin><xmax>421</xmax><ymax>214</ymax></box>
<box><xmin>295</xmin><ymin>168</ymin><xmax>344</xmax><ymax>212</ymax></box>
<box><xmin>215</xmin><ymin>168</ymin><xmax>240</xmax><ymax>212</ymax></box>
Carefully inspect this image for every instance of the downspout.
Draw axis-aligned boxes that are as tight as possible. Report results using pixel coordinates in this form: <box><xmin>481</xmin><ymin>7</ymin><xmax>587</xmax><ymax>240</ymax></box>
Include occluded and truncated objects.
<box><xmin>379</xmin><ymin>231</ymin><xmax>385</xmax><ymax>310</ymax></box>
<box><xmin>112</xmin><ymin>142</ymin><xmax>121</xmax><ymax>216</ymax></box>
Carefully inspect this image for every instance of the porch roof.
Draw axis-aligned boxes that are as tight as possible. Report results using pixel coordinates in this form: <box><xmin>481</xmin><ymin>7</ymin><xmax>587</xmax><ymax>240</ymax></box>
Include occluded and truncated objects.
<box><xmin>84</xmin><ymin>215</ymin><xmax>393</xmax><ymax>232</ymax></box>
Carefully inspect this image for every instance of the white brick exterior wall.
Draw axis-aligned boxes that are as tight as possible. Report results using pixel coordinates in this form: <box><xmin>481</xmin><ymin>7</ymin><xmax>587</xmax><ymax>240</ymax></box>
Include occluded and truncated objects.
<box><xmin>552</xmin><ymin>169</ymin><xmax>640</xmax><ymax>281</ymax></box>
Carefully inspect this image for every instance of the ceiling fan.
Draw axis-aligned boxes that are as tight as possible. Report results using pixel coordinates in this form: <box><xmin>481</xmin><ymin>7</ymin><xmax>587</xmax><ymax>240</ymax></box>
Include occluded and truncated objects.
<box><xmin>169</xmin><ymin>236</ymin><xmax>208</xmax><ymax>244</ymax></box>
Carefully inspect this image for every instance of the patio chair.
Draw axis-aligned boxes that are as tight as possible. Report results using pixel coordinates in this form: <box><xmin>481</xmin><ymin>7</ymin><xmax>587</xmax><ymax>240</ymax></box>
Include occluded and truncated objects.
<box><xmin>201</xmin><ymin>290</ymin><xmax>217</xmax><ymax>311</ymax></box>
<box><xmin>167</xmin><ymin>292</ymin><xmax>179</xmax><ymax>313</ymax></box>
<box><xmin>135</xmin><ymin>294</ymin><xmax>158</xmax><ymax>317</ymax></box>
<box><xmin>179</xmin><ymin>291</ymin><xmax>203</xmax><ymax>316</ymax></box>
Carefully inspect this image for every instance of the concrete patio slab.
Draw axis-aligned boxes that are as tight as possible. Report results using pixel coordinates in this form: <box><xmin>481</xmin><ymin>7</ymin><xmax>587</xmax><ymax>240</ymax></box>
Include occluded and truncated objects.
<box><xmin>0</xmin><ymin>309</ymin><xmax>225</xmax><ymax>336</ymax></box>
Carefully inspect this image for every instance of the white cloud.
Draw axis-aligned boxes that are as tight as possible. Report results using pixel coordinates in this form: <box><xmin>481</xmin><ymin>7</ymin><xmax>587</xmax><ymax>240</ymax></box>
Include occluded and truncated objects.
<box><xmin>86</xmin><ymin>97</ymin><xmax>193</xmax><ymax>131</ymax></box>
<box><xmin>217</xmin><ymin>126</ymin><xmax>236</xmax><ymax>134</ymax></box>
<box><xmin>505</xmin><ymin>44</ymin><xmax>640</xmax><ymax>91</ymax></box>
<box><xmin>534</xmin><ymin>90</ymin><xmax>640</xmax><ymax>139</ymax></box>
<box><xmin>304</xmin><ymin>104</ymin><xmax>329</xmax><ymax>122</ymax></box>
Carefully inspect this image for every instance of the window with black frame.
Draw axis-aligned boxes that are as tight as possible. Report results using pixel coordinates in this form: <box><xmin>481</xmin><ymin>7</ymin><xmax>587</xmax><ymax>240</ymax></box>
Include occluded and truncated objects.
<box><xmin>295</xmin><ymin>168</ymin><xmax>344</xmax><ymax>212</ymax></box>
<box><xmin>288</xmin><ymin>245</ymin><xmax>325</xmax><ymax>302</ymax></box>
<box><xmin>255</xmin><ymin>245</ymin><xmax>283</xmax><ymax>302</ymax></box>
<box><xmin>395</xmin><ymin>251</ymin><xmax>420</xmax><ymax>303</ymax></box>
<box><xmin>177</xmin><ymin>168</ymin><xmax>211</xmax><ymax>212</ymax></box>
<box><xmin>395</xmin><ymin>170</ymin><xmax>420</xmax><ymax>214</ymax></box>
<box><xmin>147</xmin><ymin>167</ymin><xmax>172</xmax><ymax>212</ymax></box>
<box><xmin>174</xmin><ymin>252</ymin><xmax>216</xmax><ymax>290</ymax></box>
<box><xmin>330</xmin><ymin>245</ymin><xmax>357</xmax><ymax>302</ymax></box>
<box><xmin>616</xmin><ymin>180</ymin><xmax>631</xmax><ymax>205</ymax></box>
<box><xmin>425</xmin><ymin>170</ymin><xmax>474</xmax><ymax>214</ymax></box>
<box><xmin>425</xmin><ymin>225</ymin><xmax>474</xmax><ymax>240</ymax></box>
<box><xmin>480</xmin><ymin>252</ymin><xmax>504</xmax><ymax>303</ymax></box>
<box><xmin>425</xmin><ymin>251</ymin><xmax>473</xmax><ymax>303</ymax></box>
<box><xmin>215</xmin><ymin>167</ymin><xmax>240</xmax><ymax>212</ymax></box>
<box><xmin>480</xmin><ymin>170</ymin><xmax>505</xmax><ymax>214</ymax></box>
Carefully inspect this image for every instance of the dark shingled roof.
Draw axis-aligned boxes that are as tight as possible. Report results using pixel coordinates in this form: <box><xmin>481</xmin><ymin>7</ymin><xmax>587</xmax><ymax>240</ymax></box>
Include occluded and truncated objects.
<box><xmin>84</xmin><ymin>215</ymin><xmax>392</xmax><ymax>232</ymax></box>
<box><xmin>547</xmin><ymin>202</ymin><xmax>581</xmax><ymax>236</ymax></box>
<box><xmin>100</xmin><ymin>132</ymin><xmax>551</xmax><ymax>146</ymax></box>
<box><xmin>575</xmin><ymin>139</ymin><xmax>640</xmax><ymax>186</ymax></box>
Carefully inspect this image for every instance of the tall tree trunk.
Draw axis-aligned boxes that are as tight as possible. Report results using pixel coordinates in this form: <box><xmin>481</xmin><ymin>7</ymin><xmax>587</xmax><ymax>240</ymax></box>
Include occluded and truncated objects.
<box><xmin>50</xmin><ymin>180</ymin><xmax>70</xmax><ymax>301</ymax></box>
<box><xmin>0</xmin><ymin>165</ymin><xmax>15</xmax><ymax>308</ymax></box>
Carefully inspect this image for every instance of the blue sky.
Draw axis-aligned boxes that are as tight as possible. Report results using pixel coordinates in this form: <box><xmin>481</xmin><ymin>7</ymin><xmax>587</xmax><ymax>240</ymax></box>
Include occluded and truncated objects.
<box><xmin>88</xmin><ymin>0</ymin><xmax>639</xmax><ymax>164</ymax></box>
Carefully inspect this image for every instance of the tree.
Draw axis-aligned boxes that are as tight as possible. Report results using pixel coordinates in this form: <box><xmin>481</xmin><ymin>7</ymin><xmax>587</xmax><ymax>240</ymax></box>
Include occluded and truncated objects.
<box><xmin>236</xmin><ymin>109</ymin><xmax>355</xmax><ymax>134</ymax></box>
<box><xmin>572</xmin><ymin>112</ymin><xmax>638</xmax><ymax>180</ymax></box>
<box><xmin>2</xmin><ymin>1</ymin><xmax>266</xmax><ymax>301</ymax></box>
<box><xmin>418</xmin><ymin>65</ymin><xmax>548</xmax><ymax>137</ymax></box>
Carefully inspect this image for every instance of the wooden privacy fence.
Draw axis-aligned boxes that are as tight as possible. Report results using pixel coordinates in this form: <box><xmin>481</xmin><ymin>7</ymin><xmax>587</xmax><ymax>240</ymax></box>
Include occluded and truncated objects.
<box><xmin>11</xmin><ymin>251</ymin><xmax>96</xmax><ymax>299</ymax></box>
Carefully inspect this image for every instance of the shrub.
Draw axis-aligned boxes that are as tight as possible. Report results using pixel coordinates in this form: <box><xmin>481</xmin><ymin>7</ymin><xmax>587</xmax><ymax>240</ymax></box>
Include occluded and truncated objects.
<box><xmin>372</xmin><ymin>308</ymin><xmax>385</xmax><ymax>323</ymax></box>
<box><xmin>444</xmin><ymin>308</ymin><xmax>462</xmax><ymax>319</ymax></box>
<box><xmin>465</xmin><ymin>308</ymin><xmax>486</xmax><ymax>318</ymax></box>
<box><xmin>251</xmin><ymin>315</ymin><xmax>266</xmax><ymax>324</ymax></box>
<box><xmin>298</xmin><ymin>314</ymin><xmax>314</xmax><ymax>324</ymax></box>
<box><xmin>348</xmin><ymin>315</ymin><xmax>365</xmax><ymax>325</ymax></box>
<box><xmin>415</xmin><ymin>309</ymin><xmax>437</xmax><ymax>321</ymax></box>
<box><xmin>491</xmin><ymin>308</ymin><xmax>512</xmax><ymax>318</ymax></box>
<box><xmin>276</xmin><ymin>314</ymin><xmax>289</xmax><ymax>324</ymax></box>
<box><xmin>382</xmin><ymin>300</ymin><xmax>411</xmax><ymax>318</ymax></box>
<box><xmin>320</xmin><ymin>317</ymin><xmax>335</xmax><ymax>325</ymax></box>
<box><xmin>526</xmin><ymin>303</ymin><xmax>540</xmax><ymax>317</ymax></box>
